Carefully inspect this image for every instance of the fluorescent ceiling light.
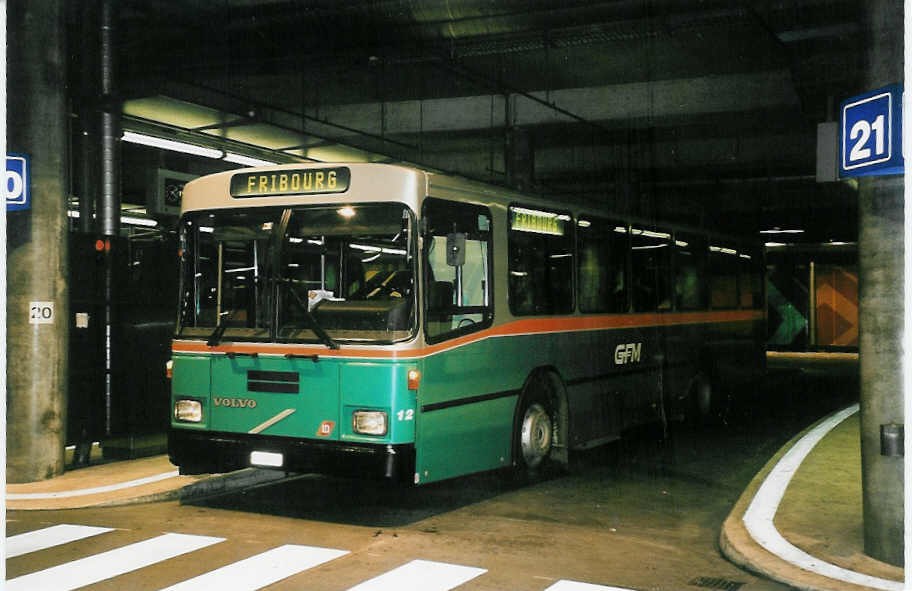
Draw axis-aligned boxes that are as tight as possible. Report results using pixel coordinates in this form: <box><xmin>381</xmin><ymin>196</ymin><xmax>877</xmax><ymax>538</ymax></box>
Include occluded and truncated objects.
<box><xmin>758</xmin><ymin>228</ymin><xmax>805</xmax><ymax>234</ymax></box>
<box><xmin>121</xmin><ymin>215</ymin><xmax>159</xmax><ymax>227</ymax></box>
<box><xmin>224</xmin><ymin>153</ymin><xmax>276</xmax><ymax>167</ymax></box>
<box><xmin>122</xmin><ymin>131</ymin><xmax>223</xmax><ymax>159</ymax></box>
<box><xmin>631</xmin><ymin>228</ymin><xmax>671</xmax><ymax>240</ymax></box>
<box><xmin>68</xmin><ymin>210</ymin><xmax>158</xmax><ymax>227</ymax></box>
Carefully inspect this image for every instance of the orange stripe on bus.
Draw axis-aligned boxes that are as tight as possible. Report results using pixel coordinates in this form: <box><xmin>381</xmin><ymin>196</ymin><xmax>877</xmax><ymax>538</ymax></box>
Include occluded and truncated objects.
<box><xmin>172</xmin><ymin>309</ymin><xmax>763</xmax><ymax>360</ymax></box>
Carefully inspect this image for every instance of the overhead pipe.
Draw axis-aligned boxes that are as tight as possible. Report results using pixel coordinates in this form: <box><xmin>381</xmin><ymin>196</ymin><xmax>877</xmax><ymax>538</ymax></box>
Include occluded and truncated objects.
<box><xmin>77</xmin><ymin>0</ymin><xmax>99</xmax><ymax>233</ymax></box>
<box><xmin>99</xmin><ymin>0</ymin><xmax>121</xmax><ymax>238</ymax></box>
<box><xmin>99</xmin><ymin>0</ymin><xmax>120</xmax><ymax>438</ymax></box>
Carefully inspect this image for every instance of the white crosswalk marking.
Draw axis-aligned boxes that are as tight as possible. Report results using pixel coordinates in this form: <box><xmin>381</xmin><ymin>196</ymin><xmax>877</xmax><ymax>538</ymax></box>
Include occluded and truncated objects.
<box><xmin>6</xmin><ymin>524</ymin><xmax>114</xmax><ymax>558</ymax></box>
<box><xmin>5</xmin><ymin>532</ymin><xmax>225</xmax><ymax>591</ymax></box>
<box><xmin>157</xmin><ymin>544</ymin><xmax>349</xmax><ymax>591</ymax></box>
<box><xmin>545</xmin><ymin>581</ymin><xmax>637</xmax><ymax>591</ymax></box>
<box><xmin>5</xmin><ymin>523</ymin><xmax>635</xmax><ymax>591</ymax></box>
<box><xmin>345</xmin><ymin>559</ymin><xmax>487</xmax><ymax>591</ymax></box>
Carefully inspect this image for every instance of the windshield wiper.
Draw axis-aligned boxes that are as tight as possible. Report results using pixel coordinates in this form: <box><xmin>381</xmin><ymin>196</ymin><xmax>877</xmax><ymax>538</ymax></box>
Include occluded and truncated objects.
<box><xmin>283</xmin><ymin>281</ymin><xmax>340</xmax><ymax>350</ymax></box>
<box><xmin>206</xmin><ymin>308</ymin><xmax>237</xmax><ymax>347</ymax></box>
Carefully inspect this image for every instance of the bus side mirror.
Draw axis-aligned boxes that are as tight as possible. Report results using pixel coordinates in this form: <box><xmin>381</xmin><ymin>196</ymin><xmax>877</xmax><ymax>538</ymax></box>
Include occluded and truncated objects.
<box><xmin>446</xmin><ymin>232</ymin><xmax>466</xmax><ymax>267</ymax></box>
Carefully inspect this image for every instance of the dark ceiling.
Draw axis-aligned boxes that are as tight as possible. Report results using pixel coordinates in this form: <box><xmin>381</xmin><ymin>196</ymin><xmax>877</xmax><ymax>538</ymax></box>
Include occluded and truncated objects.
<box><xmin>98</xmin><ymin>0</ymin><xmax>881</xmax><ymax>244</ymax></box>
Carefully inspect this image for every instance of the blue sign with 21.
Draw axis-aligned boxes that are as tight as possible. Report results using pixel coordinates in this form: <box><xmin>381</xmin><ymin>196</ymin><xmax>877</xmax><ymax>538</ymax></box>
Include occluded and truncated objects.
<box><xmin>840</xmin><ymin>84</ymin><xmax>903</xmax><ymax>177</ymax></box>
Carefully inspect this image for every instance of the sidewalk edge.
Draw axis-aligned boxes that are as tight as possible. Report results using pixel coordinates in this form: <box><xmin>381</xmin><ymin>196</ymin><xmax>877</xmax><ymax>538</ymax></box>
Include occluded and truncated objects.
<box><xmin>719</xmin><ymin>408</ymin><xmax>900</xmax><ymax>591</ymax></box>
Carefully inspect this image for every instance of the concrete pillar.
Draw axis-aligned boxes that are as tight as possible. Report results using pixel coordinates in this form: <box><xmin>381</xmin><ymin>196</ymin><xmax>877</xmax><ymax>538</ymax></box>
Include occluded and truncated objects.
<box><xmin>857</xmin><ymin>0</ymin><xmax>904</xmax><ymax>567</ymax></box>
<box><xmin>6</xmin><ymin>0</ymin><xmax>70</xmax><ymax>482</ymax></box>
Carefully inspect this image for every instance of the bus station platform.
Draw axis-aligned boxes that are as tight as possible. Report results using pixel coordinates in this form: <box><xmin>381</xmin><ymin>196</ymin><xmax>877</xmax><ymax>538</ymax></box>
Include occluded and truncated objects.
<box><xmin>6</xmin><ymin>355</ymin><xmax>905</xmax><ymax>591</ymax></box>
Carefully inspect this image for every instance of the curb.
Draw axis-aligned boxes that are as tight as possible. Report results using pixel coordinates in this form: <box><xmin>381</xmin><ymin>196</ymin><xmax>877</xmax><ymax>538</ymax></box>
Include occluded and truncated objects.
<box><xmin>7</xmin><ymin>467</ymin><xmax>290</xmax><ymax>511</ymax></box>
<box><xmin>719</xmin><ymin>407</ymin><xmax>903</xmax><ymax>591</ymax></box>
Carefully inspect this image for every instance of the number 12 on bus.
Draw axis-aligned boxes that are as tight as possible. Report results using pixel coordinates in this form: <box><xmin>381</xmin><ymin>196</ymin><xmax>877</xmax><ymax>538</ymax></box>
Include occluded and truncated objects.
<box><xmin>168</xmin><ymin>163</ymin><xmax>765</xmax><ymax>485</ymax></box>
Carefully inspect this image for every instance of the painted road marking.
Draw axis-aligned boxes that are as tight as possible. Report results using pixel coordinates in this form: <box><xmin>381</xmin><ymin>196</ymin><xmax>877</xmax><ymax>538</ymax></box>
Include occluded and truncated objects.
<box><xmin>158</xmin><ymin>544</ymin><xmax>349</xmax><ymax>591</ymax></box>
<box><xmin>742</xmin><ymin>403</ymin><xmax>903</xmax><ymax>591</ymax></box>
<box><xmin>5</xmin><ymin>525</ymin><xmax>640</xmax><ymax>591</ymax></box>
<box><xmin>6</xmin><ymin>524</ymin><xmax>114</xmax><ymax>558</ymax></box>
<box><xmin>345</xmin><ymin>559</ymin><xmax>487</xmax><ymax>591</ymax></box>
<box><xmin>6</xmin><ymin>532</ymin><xmax>225</xmax><ymax>591</ymax></box>
<box><xmin>6</xmin><ymin>470</ymin><xmax>180</xmax><ymax>500</ymax></box>
<box><xmin>546</xmin><ymin>582</ymin><xmax>637</xmax><ymax>591</ymax></box>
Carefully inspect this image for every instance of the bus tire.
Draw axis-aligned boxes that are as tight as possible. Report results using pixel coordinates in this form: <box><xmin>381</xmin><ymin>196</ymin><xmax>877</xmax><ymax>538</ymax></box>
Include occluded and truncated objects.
<box><xmin>513</xmin><ymin>378</ymin><xmax>555</xmax><ymax>476</ymax></box>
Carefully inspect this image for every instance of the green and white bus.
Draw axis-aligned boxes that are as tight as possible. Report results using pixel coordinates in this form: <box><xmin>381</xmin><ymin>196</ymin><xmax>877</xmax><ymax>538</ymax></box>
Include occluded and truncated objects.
<box><xmin>169</xmin><ymin>163</ymin><xmax>765</xmax><ymax>485</ymax></box>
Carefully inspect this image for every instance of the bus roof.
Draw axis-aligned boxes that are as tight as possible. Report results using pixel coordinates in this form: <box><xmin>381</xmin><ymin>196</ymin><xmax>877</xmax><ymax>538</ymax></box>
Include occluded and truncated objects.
<box><xmin>181</xmin><ymin>162</ymin><xmax>758</xmax><ymax>248</ymax></box>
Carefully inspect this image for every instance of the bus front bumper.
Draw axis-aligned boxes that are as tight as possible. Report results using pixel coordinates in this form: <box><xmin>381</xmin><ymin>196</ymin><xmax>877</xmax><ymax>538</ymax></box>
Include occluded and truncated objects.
<box><xmin>169</xmin><ymin>429</ymin><xmax>416</xmax><ymax>485</ymax></box>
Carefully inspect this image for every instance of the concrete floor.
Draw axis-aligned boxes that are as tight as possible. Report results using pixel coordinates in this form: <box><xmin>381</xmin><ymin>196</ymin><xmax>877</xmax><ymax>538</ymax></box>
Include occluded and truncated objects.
<box><xmin>6</xmin><ymin>362</ymin><xmax>864</xmax><ymax>590</ymax></box>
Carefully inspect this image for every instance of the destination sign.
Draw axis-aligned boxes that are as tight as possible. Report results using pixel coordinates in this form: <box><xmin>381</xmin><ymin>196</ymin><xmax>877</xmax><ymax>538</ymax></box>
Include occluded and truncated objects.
<box><xmin>509</xmin><ymin>206</ymin><xmax>569</xmax><ymax>236</ymax></box>
<box><xmin>230</xmin><ymin>167</ymin><xmax>351</xmax><ymax>198</ymax></box>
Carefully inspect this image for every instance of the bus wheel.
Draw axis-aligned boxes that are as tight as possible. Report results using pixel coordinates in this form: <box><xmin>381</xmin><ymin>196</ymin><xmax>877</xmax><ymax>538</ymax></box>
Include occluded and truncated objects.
<box><xmin>515</xmin><ymin>387</ymin><xmax>555</xmax><ymax>474</ymax></box>
<box><xmin>520</xmin><ymin>401</ymin><xmax>553</xmax><ymax>468</ymax></box>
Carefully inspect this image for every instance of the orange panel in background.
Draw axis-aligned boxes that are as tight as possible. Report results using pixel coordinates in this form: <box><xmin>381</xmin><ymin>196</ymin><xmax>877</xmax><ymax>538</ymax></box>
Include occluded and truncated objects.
<box><xmin>815</xmin><ymin>265</ymin><xmax>858</xmax><ymax>347</ymax></box>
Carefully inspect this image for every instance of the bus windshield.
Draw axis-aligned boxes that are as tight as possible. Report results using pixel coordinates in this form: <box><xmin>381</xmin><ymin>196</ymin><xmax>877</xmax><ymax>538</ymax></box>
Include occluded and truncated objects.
<box><xmin>177</xmin><ymin>203</ymin><xmax>416</xmax><ymax>345</ymax></box>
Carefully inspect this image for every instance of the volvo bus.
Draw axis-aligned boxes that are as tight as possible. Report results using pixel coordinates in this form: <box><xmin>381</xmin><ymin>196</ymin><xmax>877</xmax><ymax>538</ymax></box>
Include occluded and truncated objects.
<box><xmin>168</xmin><ymin>163</ymin><xmax>765</xmax><ymax>485</ymax></box>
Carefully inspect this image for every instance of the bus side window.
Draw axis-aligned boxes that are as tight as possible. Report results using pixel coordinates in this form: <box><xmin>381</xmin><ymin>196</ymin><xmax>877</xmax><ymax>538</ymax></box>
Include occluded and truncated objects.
<box><xmin>739</xmin><ymin>248</ymin><xmax>762</xmax><ymax>309</ymax></box>
<box><xmin>630</xmin><ymin>227</ymin><xmax>672</xmax><ymax>312</ymax></box>
<box><xmin>577</xmin><ymin>217</ymin><xmax>627</xmax><ymax>313</ymax></box>
<box><xmin>709</xmin><ymin>244</ymin><xmax>739</xmax><ymax>309</ymax></box>
<box><xmin>508</xmin><ymin>205</ymin><xmax>574</xmax><ymax>316</ymax></box>
<box><xmin>422</xmin><ymin>198</ymin><xmax>493</xmax><ymax>342</ymax></box>
<box><xmin>673</xmin><ymin>233</ymin><xmax>707</xmax><ymax>311</ymax></box>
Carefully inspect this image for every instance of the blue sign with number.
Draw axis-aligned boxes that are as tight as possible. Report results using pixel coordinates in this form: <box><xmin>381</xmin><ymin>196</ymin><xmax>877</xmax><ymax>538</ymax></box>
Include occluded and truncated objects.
<box><xmin>840</xmin><ymin>85</ymin><xmax>903</xmax><ymax>177</ymax></box>
<box><xmin>6</xmin><ymin>154</ymin><xmax>30</xmax><ymax>211</ymax></box>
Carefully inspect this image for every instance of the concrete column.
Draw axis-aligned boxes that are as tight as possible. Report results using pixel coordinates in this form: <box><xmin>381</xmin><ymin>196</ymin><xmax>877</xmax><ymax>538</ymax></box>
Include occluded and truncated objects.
<box><xmin>859</xmin><ymin>178</ymin><xmax>904</xmax><ymax>566</ymax></box>
<box><xmin>857</xmin><ymin>0</ymin><xmax>903</xmax><ymax>567</ymax></box>
<box><xmin>6</xmin><ymin>0</ymin><xmax>70</xmax><ymax>482</ymax></box>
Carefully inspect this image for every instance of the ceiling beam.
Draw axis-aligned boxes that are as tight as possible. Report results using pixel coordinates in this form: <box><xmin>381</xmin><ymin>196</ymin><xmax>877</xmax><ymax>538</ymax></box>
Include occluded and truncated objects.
<box><xmin>307</xmin><ymin>70</ymin><xmax>799</xmax><ymax>139</ymax></box>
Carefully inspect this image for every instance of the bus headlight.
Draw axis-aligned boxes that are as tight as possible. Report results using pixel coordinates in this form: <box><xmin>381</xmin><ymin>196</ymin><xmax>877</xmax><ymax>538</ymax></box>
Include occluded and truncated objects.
<box><xmin>352</xmin><ymin>410</ymin><xmax>387</xmax><ymax>436</ymax></box>
<box><xmin>174</xmin><ymin>399</ymin><xmax>202</xmax><ymax>423</ymax></box>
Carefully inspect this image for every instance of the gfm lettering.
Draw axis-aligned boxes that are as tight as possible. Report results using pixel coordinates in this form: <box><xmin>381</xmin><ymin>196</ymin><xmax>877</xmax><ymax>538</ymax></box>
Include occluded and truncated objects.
<box><xmin>614</xmin><ymin>342</ymin><xmax>642</xmax><ymax>365</ymax></box>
